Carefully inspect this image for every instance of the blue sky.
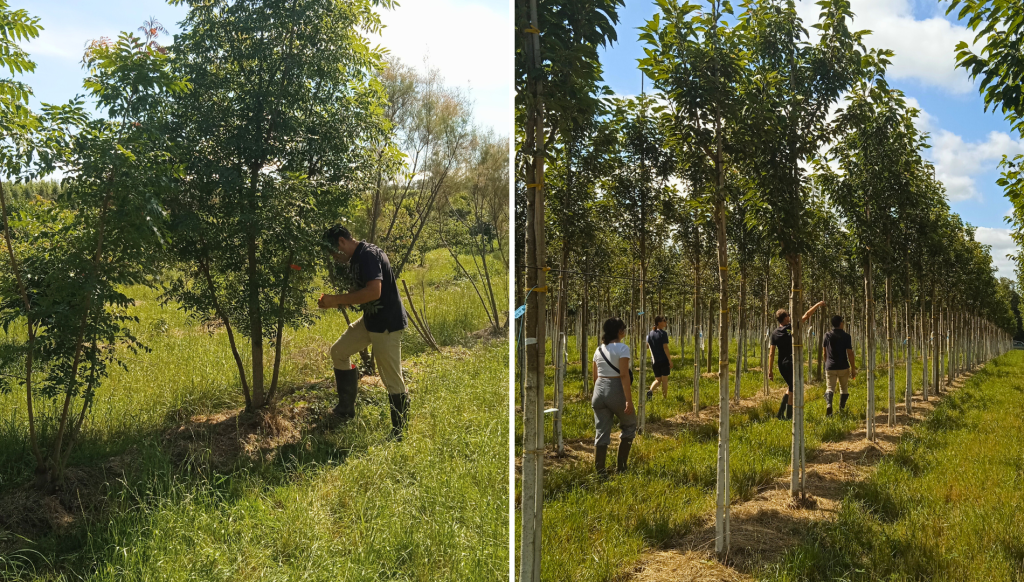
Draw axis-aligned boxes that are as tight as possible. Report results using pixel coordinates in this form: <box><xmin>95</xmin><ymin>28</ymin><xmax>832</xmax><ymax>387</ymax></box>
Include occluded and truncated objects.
<box><xmin>600</xmin><ymin>0</ymin><xmax>1021</xmax><ymax>277</ymax></box>
<box><xmin>16</xmin><ymin>0</ymin><xmax>509</xmax><ymax>133</ymax></box>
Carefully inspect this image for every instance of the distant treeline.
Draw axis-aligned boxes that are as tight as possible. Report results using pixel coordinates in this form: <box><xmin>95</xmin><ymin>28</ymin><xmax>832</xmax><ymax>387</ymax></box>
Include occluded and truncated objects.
<box><xmin>4</xmin><ymin>179</ymin><xmax>62</xmax><ymax>202</ymax></box>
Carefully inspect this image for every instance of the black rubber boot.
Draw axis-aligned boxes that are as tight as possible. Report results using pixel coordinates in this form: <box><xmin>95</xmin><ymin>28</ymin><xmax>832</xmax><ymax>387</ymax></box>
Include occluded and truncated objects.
<box><xmin>825</xmin><ymin>391</ymin><xmax>834</xmax><ymax>417</ymax></box>
<box><xmin>776</xmin><ymin>394</ymin><xmax>789</xmax><ymax>420</ymax></box>
<box><xmin>333</xmin><ymin>367</ymin><xmax>358</xmax><ymax>420</ymax></box>
<box><xmin>786</xmin><ymin>404</ymin><xmax>793</xmax><ymax>420</ymax></box>
<box><xmin>840</xmin><ymin>393</ymin><xmax>850</xmax><ymax>412</ymax></box>
<box><xmin>387</xmin><ymin>392</ymin><xmax>410</xmax><ymax>441</ymax></box>
<box><xmin>616</xmin><ymin>439</ymin><xmax>633</xmax><ymax>473</ymax></box>
<box><xmin>595</xmin><ymin>444</ymin><xmax>608</xmax><ymax>478</ymax></box>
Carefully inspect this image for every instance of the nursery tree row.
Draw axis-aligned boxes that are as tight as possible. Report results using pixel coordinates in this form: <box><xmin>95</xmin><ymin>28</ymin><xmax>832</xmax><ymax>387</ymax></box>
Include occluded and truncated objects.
<box><xmin>516</xmin><ymin>0</ymin><xmax>1017</xmax><ymax>575</ymax></box>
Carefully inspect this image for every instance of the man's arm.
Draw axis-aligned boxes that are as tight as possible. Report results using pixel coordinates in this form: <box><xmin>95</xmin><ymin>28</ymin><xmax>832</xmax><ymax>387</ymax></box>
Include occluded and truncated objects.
<box><xmin>801</xmin><ymin>300</ymin><xmax>826</xmax><ymax>322</ymax></box>
<box><xmin>768</xmin><ymin>344</ymin><xmax>775</xmax><ymax>379</ymax></box>
<box><xmin>847</xmin><ymin>348</ymin><xmax>856</xmax><ymax>378</ymax></box>
<box><xmin>319</xmin><ymin>280</ymin><xmax>382</xmax><ymax>309</ymax></box>
<box><xmin>663</xmin><ymin>342</ymin><xmax>672</xmax><ymax>367</ymax></box>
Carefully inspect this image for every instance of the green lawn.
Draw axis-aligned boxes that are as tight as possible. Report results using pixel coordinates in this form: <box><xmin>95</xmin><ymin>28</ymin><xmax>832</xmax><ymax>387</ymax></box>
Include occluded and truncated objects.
<box><xmin>0</xmin><ymin>249</ymin><xmax>509</xmax><ymax>582</ymax></box>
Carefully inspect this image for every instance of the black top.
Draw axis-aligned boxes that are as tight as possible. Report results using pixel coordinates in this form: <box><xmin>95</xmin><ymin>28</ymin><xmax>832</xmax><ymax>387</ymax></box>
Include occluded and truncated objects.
<box><xmin>349</xmin><ymin>241</ymin><xmax>407</xmax><ymax>333</ymax></box>
<box><xmin>647</xmin><ymin>328</ymin><xmax>669</xmax><ymax>365</ymax></box>
<box><xmin>770</xmin><ymin>323</ymin><xmax>793</xmax><ymax>363</ymax></box>
<box><xmin>823</xmin><ymin>327</ymin><xmax>853</xmax><ymax>370</ymax></box>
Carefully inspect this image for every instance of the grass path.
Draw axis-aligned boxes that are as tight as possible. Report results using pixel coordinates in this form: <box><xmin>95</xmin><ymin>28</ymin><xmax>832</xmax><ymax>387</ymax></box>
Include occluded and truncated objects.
<box><xmin>626</xmin><ymin>361</ymin><xmax>974</xmax><ymax>581</ymax></box>
<box><xmin>521</xmin><ymin>342</ymin><xmax>971</xmax><ymax>581</ymax></box>
<box><xmin>757</xmin><ymin>349</ymin><xmax>1024</xmax><ymax>582</ymax></box>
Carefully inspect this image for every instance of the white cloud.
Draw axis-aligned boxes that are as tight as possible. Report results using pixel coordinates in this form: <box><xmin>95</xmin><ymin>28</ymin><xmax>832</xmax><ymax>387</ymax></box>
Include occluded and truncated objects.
<box><xmin>929</xmin><ymin>129</ymin><xmax>1024</xmax><ymax>201</ymax></box>
<box><xmin>903</xmin><ymin>96</ymin><xmax>935</xmax><ymax>132</ymax></box>
<box><xmin>974</xmin><ymin>226</ymin><xmax>1018</xmax><ymax>278</ymax></box>
<box><xmin>369</xmin><ymin>0</ymin><xmax>509</xmax><ymax>132</ymax></box>
<box><xmin>796</xmin><ymin>0</ymin><xmax>977</xmax><ymax>94</ymax></box>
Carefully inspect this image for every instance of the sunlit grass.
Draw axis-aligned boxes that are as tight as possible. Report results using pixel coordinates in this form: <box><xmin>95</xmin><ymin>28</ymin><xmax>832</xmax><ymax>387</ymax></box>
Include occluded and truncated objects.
<box><xmin>760</xmin><ymin>350</ymin><xmax>1024</xmax><ymax>582</ymax></box>
<box><xmin>0</xmin><ymin>249</ymin><xmax>508</xmax><ymax>581</ymax></box>
<box><xmin>517</xmin><ymin>330</ymin><xmax>955</xmax><ymax>581</ymax></box>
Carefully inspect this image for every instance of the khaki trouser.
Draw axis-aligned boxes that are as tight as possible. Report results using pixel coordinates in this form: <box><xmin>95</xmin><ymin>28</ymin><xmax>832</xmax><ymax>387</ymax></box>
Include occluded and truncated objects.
<box><xmin>330</xmin><ymin>317</ymin><xmax>407</xmax><ymax>395</ymax></box>
<box><xmin>826</xmin><ymin>368</ymin><xmax>850</xmax><ymax>395</ymax></box>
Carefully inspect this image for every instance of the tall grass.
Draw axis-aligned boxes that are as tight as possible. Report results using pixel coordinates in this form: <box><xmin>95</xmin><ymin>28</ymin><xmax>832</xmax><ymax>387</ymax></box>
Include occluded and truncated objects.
<box><xmin>0</xmin><ymin>249</ymin><xmax>508</xmax><ymax>581</ymax></box>
<box><xmin>760</xmin><ymin>350</ymin><xmax>1024</xmax><ymax>582</ymax></box>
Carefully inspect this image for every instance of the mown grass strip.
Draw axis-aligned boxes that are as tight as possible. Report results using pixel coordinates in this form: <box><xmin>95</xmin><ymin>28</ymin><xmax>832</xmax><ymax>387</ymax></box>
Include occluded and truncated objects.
<box><xmin>760</xmin><ymin>350</ymin><xmax>1024</xmax><ymax>582</ymax></box>
<box><xmin>522</xmin><ymin>340</ymin><xmax>937</xmax><ymax>582</ymax></box>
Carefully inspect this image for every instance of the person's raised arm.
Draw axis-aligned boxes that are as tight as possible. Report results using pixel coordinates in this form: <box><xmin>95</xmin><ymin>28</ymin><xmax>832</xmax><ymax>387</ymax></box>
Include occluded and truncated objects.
<box><xmin>801</xmin><ymin>300</ymin><xmax>826</xmax><ymax>322</ymax></box>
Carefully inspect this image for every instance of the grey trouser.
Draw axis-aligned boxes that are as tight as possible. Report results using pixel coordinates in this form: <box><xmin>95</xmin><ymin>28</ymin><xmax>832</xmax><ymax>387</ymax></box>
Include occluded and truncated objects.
<box><xmin>592</xmin><ymin>376</ymin><xmax>637</xmax><ymax>447</ymax></box>
<box><xmin>826</xmin><ymin>368</ymin><xmax>850</xmax><ymax>395</ymax></box>
<box><xmin>330</xmin><ymin>317</ymin><xmax>407</xmax><ymax>395</ymax></box>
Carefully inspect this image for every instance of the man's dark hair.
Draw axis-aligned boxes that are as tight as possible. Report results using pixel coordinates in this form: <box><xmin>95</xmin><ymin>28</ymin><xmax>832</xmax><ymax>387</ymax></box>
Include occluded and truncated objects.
<box><xmin>776</xmin><ymin>309</ymin><xmax>790</xmax><ymax>324</ymax></box>
<box><xmin>323</xmin><ymin>224</ymin><xmax>353</xmax><ymax>249</ymax></box>
<box><xmin>831</xmin><ymin>314</ymin><xmax>844</xmax><ymax>328</ymax></box>
<box><xmin>653</xmin><ymin>315</ymin><xmax>667</xmax><ymax>326</ymax></box>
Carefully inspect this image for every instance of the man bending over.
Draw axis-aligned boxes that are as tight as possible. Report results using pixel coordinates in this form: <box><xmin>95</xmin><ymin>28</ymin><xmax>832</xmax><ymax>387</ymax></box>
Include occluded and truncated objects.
<box><xmin>319</xmin><ymin>225</ymin><xmax>410</xmax><ymax>441</ymax></box>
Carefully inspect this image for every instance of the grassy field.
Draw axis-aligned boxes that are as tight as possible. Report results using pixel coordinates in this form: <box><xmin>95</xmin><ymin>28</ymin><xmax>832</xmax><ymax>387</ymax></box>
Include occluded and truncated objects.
<box><xmin>0</xmin><ymin>249</ymin><xmax>509</xmax><ymax>582</ymax></box>
<box><xmin>516</xmin><ymin>332</ymin><xmax>957</xmax><ymax>581</ymax></box>
<box><xmin>760</xmin><ymin>349</ymin><xmax>1024</xmax><ymax>582</ymax></box>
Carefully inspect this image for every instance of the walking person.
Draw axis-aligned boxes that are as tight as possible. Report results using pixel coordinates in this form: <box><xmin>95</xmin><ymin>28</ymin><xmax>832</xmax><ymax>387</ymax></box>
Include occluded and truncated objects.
<box><xmin>823</xmin><ymin>314</ymin><xmax>857</xmax><ymax>416</ymax></box>
<box><xmin>768</xmin><ymin>300</ymin><xmax>826</xmax><ymax>420</ymax></box>
<box><xmin>592</xmin><ymin>317</ymin><xmax>637</xmax><ymax>478</ymax></box>
<box><xmin>318</xmin><ymin>225</ymin><xmax>410</xmax><ymax>441</ymax></box>
<box><xmin>646</xmin><ymin>315</ymin><xmax>672</xmax><ymax>400</ymax></box>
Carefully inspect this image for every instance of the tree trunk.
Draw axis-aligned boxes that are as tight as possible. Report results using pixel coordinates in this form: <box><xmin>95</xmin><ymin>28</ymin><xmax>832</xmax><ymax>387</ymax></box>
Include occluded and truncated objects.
<box><xmin>519</xmin><ymin>0</ymin><xmax>545</xmax><ymax>575</ymax></box>
<box><xmin>931</xmin><ymin>286</ymin><xmax>939</xmax><ymax>397</ymax></box>
<box><xmin>864</xmin><ymin>253</ymin><xmax>876</xmax><ymax>441</ymax></box>
<box><xmin>734</xmin><ymin>268</ymin><xmax>746</xmax><ymax>403</ymax></box>
<box><xmin>904</xmin><ymin>270</ymin><xmax>912</xmax><ymax>417</ymax></box>
<box><xmin>885</xmin><ymin>274</ymin><xmax>895</xmax><ymax>426</ymax></box>
<box><xmin>713</xmin><ymin>169</ymin><xmax>730</xmax><ymax>559</ymax></box>
<box><xmin>787</xmin><ymin>254</ymin><xmax>806</xmax><ymax>497</ymax></box>
<box><xmin>693</xmin><ymin>261</ymin><xmax>702</xmax><ymax>414</ymax></box>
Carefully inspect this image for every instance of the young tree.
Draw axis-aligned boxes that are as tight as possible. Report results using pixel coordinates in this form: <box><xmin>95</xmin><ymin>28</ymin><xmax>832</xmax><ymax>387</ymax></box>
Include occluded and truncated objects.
<box><xmin>822</xmin><ymin>57</ymin><xmax>925</xmax><ymax>436</ymax></box>
<box><xmin>436</xmin><ymin>131</ymin><xmax>508</xmax><ymax>334</ymax></box>
<box><xmin>642</xmin><ymin>0</ymin><xmax>749</xmax><ymax>556</ymax></box>
<box><xmin>605</xmin><ymin>94</ymin><xmax>674</xmax><ymax>433</ymax></box>
<box><xmin>737</xmin><ymin>0</ymin><xmax>863</xmax><ymax>497</ymax></box>
<box><xmin>1</xmin><ymin>28</ymin><xmax>186</xmax><ymax>490</ymax></box>
<box><xmin>163</xmin><ymin>0</ymin><xmax>392</xmax><ymax>411</ymax></box>
<box><xmin>515</xmin><ymin>1</ymin><xmax>623</xmax><ymax>577</ymax></box>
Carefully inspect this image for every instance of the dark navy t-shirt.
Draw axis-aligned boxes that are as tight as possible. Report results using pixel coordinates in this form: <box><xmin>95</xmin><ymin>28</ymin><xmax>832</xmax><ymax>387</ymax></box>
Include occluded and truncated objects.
<box><xmin>770</xmin><ymin>324</ymin><xmax>793</xmax><ymax>364</ymax></box>
<box><xmin>823</xmin><ymin>328</ymin><xmax>853</xmax><ymax>370</ymax></box>
<box><xmin>647</xmin><ymin>328</ymin><xmax>669</xmax><ymax>364</ymax></box>
<box><xmin>350</xmin><ymin>242</ymin><xmax>407</xmax><ymax>333</ymax></box>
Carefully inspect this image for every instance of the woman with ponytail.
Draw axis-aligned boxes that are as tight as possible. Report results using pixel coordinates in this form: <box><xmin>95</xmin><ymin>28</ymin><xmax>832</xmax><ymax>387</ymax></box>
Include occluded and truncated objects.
<box><xmin>591</xmin><ymin>317</ymin><xmax>637</xmax><ymax>478</ymax></box>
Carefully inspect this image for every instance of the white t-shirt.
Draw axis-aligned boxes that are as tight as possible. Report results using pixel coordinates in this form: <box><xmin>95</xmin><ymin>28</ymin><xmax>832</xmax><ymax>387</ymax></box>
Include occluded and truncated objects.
<box><xmin>593</xmin><ymin>342</ymin><xmax>630</xmax><ymax>377</ymax></box>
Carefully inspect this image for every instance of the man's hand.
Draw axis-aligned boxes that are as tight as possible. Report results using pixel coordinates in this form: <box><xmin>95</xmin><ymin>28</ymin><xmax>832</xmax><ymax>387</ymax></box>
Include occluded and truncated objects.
<box><xmin>318</xmin><ymin>294</ymin><xmax>345</xmax><ymax>309</ymax></box>
<box><xmin>768</xmin><ymin>370</ymin><xmax>774</xmax><ymax>381</ymax></box>
<box><xmin>850</xmin><ymin>367</ymin><xmax>857</xmax><ymax>380</ymax></box>
<box><xmin>624</xmin><ymin>400</ymin><xmax>635</xmax><ymax>416</ymax></box>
